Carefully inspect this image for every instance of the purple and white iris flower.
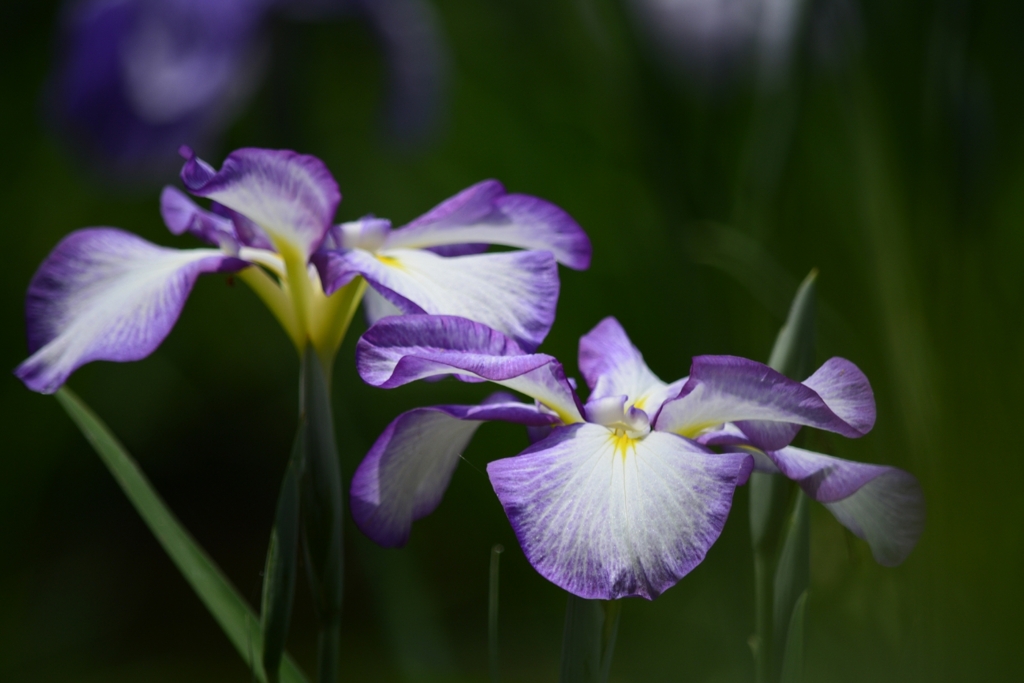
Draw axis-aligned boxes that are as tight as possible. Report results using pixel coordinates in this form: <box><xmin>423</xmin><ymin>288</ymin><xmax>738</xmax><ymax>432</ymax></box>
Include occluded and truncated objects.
<box><xmin>15</xmin><ymin>146</ymin><xmax>589</xmax><ymax>394</ymax></box>
<box><xmin>351</xmin><ymin>315</ymin><xmax>924</xmax><ymax>600</ymax></box>
<box><xmin>313</xmin><ymin>179</ymin><xmax>591</xmax><ymax>352</ymax></box>
<box><xmin>48</xmin><ymin>0</ymin><xmax>448</xmax><ymax>179</ymax></box>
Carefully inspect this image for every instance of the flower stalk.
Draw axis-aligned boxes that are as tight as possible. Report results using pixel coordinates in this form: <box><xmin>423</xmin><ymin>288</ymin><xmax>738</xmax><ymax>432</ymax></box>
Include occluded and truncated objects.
<box><xmin>299</xmin><ymin>345</ymin><xmax>345</xmax><ymax>683</ymax></box>
<box><xmin>559</xmin><ymin>596</ymin><xmax>622</xmax><ymax>683</ymax></box>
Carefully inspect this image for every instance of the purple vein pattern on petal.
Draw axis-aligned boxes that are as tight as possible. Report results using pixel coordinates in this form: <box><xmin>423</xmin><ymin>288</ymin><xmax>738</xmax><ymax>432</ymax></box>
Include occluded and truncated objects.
<box><xmin>357</xmin><ymin>315</ymin><xmax>583</xmax><ymax>422</ymax></box>
<box><xmin>488</xmin><ymin>425</ymin><xmax>751</xmax><ymax>600</ymax></box>
<box><xmin>160</xmin><ymin>186</ymin><xmax>240</xmax><ymax>251</ymax></box>
<box><xmin>180</xmin><ymin>147</ymin><xmax>339</xmax><ymax>256</ymax></box>
<box><xmin>351</xmin><ymin>397</ymin><xmax>557</xmax><ymax>547</ymax></box>
<box><xmin>315</xmin><ymin>248</ymin><xmax>559</xmax><ymax>351</ymax></box>
<box><xmin>655</xmin><ymin>355</ymin><xmax>873</xmax><ymax>450</ymax></box>
<box><xmin>15</xmin><ymin>228</ymin><xmax>245</xmax><ymax>394</ymax></box>
<box><xmin>382</xmin><ymin>180</ymin><xmax>591</xmax><ymax>269</ymax></box>
<box><xmin>770</xmin><ymin>446</ymin><xmax>925</xmax><ymax>566</ymax></box>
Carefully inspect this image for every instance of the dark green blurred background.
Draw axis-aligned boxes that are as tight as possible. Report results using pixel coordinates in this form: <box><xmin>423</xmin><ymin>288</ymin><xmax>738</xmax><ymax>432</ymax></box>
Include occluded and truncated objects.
<box><xmin>2</xmin><ymin>0</ymin><xmax>1022</xmax><ymax>680</ymax></box>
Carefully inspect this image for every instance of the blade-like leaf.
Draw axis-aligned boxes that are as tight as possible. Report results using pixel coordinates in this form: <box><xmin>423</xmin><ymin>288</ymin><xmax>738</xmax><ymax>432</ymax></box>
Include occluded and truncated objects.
<box><xmin>779</xmin><ymin>591</ymin><xmax>809</xmax><ymax>683</ymax></box>
<box><xmin>752</xmin><ymin>269</ymin><xmax>817</xmax><ymax>683</ymax></box>
<box><xmin>768</xmin><ymin>268</ymin><xmax>818</xmax><ymax>381</ymax></box>
<box><xmin>559</xmin><ymin>596</ymin><xmax>621</xmax><ymax>683</ymax></box>
<box><xmin>489</xmin><ymin>544</ymin><xmax>504</xmax><ymax>683</ymax></box>
<box><xmin>262</xmin><ymin>424</ymin><xmax>306</xmax><ymax>683</ymax></box>
<box><xmin>773</xmin><ymin>491</ymin><xmax>810</xmax><ymax>672</ymax></box>
<box><xmin>750</xmin><ymin>472</ymin><xmax>791</xmax><ymax>683</ymax></box>
<box><xmin>55</xmin><ymin>387</ymin><xmax>310</xmax><ymax>683</ymax></box>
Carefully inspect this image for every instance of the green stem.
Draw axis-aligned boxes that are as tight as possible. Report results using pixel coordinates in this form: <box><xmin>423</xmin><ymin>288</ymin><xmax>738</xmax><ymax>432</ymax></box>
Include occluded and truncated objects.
<box><xmin>299</xmin><ymin>347</ymin><xmax>345</xmax><ymax>682</ymax></box>
<box><xmin>753</xmin><ymin>547</ymin><xmax>775</xmax><ymax>683</ymax></box>
<box><xmin>559</xmin><ymin>596</ymin><xmax>621</xmax><ymax>683</ymax></box>
<box><xmin>316</xmin><ymin>620</ymin><xmax>341</xmax><ymax>683</ymax></box>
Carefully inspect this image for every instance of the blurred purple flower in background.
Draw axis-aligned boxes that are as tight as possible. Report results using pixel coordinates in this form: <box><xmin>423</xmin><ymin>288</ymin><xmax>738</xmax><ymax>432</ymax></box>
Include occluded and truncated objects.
<box><xmin>627</xmin><ymin>0</ymin><xmax>804</xmax><ymax>85</ymax></box>
<box><xmin>47</xmin><ymin>0</ymin><xmax>448</xmax><ymax>181</ymax></box>
<box><xmin>627</xmin><ymin>0</ymin><xmax>861</xmax><ymax>86</ymax></box>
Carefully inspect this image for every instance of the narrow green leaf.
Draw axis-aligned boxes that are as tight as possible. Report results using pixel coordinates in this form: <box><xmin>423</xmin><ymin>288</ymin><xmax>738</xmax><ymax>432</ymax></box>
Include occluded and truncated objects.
<box><xmin>773</xmin><ymin>491</ymin><xmax>810</xmax><ymax>672</ymax></box>
<box><xmin>299</xmin><ymin>347</ymin><xmax>344</xmax><ymax>683</ymax></box>
<box><xmin>55</xmin><ymin>387</ymin><xmax>310</xmax><ymax>683</ymax></box>
<box><xmin>767</xmin><ymin>268</ymin><xmax>818</xmax><ymax>381</ymax></box>
<box><xmin>749</xmin><ymin>453</ymin><xmax>792</xmax><ymax>683</ymax></box>
<box><xmin>489</xmin><ymin>544</ymin><xmax>504</xmax><ymax>683</ymax></box>
<box><xmin>261</xmin><ymin>425</ymin><xmax>305</xmax><ymax>683</ymax></box>
<box><xmin>779</xmin><ymin>591</ymin><xmax>809</xmax><ymax>683</ymax></box>
<box><xmin>559</xmin><ymin>596</ymin><xmax>621</xmax><ymax>683</ymax></box>
<box><xmin>751</xmin><ymin>269</ymin><xmax>817</xmax><ymax>683</ymax></box>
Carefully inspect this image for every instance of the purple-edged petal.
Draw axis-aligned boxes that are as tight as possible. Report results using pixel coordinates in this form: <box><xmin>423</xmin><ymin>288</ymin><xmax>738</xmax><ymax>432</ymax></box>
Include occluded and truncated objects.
<box><xmin>15</xmin><ymin>228</ymin><xmax>245</xmax><ymax>394</ymax></box>
<box><xmin>316</xmin><ymin>248</ymin><xmax>559</xmax><ymax>352</ymax></box>
<box><xmin>356</xmin><ymin>315</ymin><xmax>583</xmax><ymax>423</ymax></box>
<box><xmin>160</xmin><ymin>186</ymin><xmax>240</xmax><ymax>251</ymax></box>
<box><xmin>382</xmin><ymin>180</ymin><xmax>591</xmax><ymax>270</ymax></box>
<box><xmin>578</xmin><ymin>317</ymin><xmax>682</xmax><ymax>414</ymax></box>
<box><xmin>770</xmin><ymin>446</ymin><xmax>925</xmax><ymax>566</ymax></box>
<box><xmin>179</xmin><ymin>147</ymin><xmax>339</xmax><ymax>257</ymax></box>
<box><xmin>351</xmin><ymin>396</ymin><xmax>557</xmax><ymax>547</ymax></box>
<box><xmin>654</xmin><ymin>356</ymin><xmax>874</xmax><ymax>450</ymax></box>
<box><xmin>801</xmin><ymin>357</ymin><xmax>876</xmax><ymax>434</ymax></box>
<box><xmin>487</xmin><ymin>425</ymin><xmax>752</xmax><ymax>600</ymax></box>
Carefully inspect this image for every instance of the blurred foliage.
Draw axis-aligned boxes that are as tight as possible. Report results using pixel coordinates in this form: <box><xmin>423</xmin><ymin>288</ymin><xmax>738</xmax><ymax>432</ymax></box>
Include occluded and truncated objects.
<box><xmin>2</xmin><ymin>0</ymin><xmax>1023</xmax><ymax>681</ymax></box>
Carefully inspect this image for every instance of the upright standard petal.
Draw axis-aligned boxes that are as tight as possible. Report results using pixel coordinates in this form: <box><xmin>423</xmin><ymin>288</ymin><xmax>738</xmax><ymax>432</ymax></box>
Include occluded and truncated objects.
<box><xmin>356</xmin><ymin>315</ymin><xmax>583</xmax><ymax>423</ymax></box>
<box><xmin>15</xmin><ymin>228</ymin><xmax>244</xmax><ymax>394</ymax></box>
<box><xmin>655</xmin><ymin>355</ymin><xmax>874</xmax><ymax>450</ymax></box>
<box><xmin>315</xmin><ymin>247</ymin><xmax>559</xmax><ymax>351</ymax></box>
<box><xmin>769</xmin><ymin>446</ymin><xmax>925</xmax><ymax>566</ymax></box>
<box><xmin>382</xmin><ymin>180</ymin><xmax>591</xmax><ymax>269</ymax></box>
<box><xmin>488</xmin><ymin>425</ymin><xmax>752</xmax><ymax>600</ymax></box>
<box><xmin>578</xmin><ymin>317</ymin><xmax>679</xmax><ymax>413</ymax></box>
<box><xmin>351</xmin><ymin>396</ymin><xmax>557</xmax><ymax>547</ymax></box>
<box><xmin>179</xmin><ymin>147</ymin><xmax>339</xmax><ymax>256</ymax></box>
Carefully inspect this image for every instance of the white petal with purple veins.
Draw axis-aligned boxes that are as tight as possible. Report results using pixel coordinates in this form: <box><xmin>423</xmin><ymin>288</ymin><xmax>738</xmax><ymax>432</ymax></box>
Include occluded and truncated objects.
<box><xmin>488</xmin><ymin>425</ymin><xmax>751</xmax><ymax>600</ymax></box>
<box><xmin>655</xmin><ymin>355</ymin><xmax>874</xmax><ymax>449</ymax></box>
<box><xmin>180</xmin><ymin>147</ymin><xmax>340</xmax><ymax>257</ymax></box>
<box><xmin>324</xmin><ymin>247</ymin><xmax>560</xmax><ymax>352</ymax></box>
<box><xmin>770</xmin><ymin>446</ymin><xmax>925</xmax><ymax>566</ymax></box>
<box><xmin>16</xmin><ymin>228</ymin><xmax>244</xmax><ymax>394</ymax></box>
<box><xmin>383</xmin><ymin>180</ymin><xmax>591</xmax><ymax>269</ymax></box>
<box><xmin>351</xmin><ymin>399</ymin><xmax>557</xmax><ymax>547</ymax></box>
